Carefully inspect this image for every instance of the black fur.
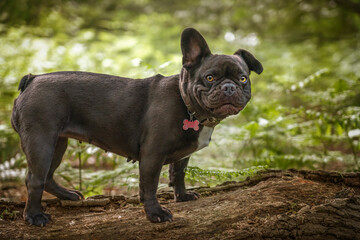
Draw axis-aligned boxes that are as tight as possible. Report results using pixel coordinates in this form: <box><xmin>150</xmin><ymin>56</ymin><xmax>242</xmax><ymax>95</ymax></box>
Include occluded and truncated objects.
<box><xmin>234</xmin><ymin>49</ymin><xmax>263</xmax><ymax>75</ymax></box>
<box><xmin>18</xmin><ymin>73</ymin><xmax>35</xmax><ymax>92</ymax></box>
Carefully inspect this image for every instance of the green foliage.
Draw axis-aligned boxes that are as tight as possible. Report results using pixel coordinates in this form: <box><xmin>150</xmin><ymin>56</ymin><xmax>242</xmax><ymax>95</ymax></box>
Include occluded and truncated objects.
<box><xmin>0</xmin><ymin>0</ymin><xmax>359</xmax><ymax>195</ymax></box>
<box><xmin>229</xmin><ymin>69</ymin><xmax>360</xmax><ymax>171</ymax></box>
<box><xmin>0</xmin><ymin>208</ymin><xmax>19</xmax><ymax>220</ymax></box>
<box><xmin>56</xmin><ymin>160</ymin><xmax>139</xmax><ymax>197</ymax></box>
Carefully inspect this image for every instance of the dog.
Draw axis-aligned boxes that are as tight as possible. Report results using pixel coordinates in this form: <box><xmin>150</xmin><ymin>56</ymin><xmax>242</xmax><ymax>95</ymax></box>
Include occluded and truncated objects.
<box><xmin>11</xmin><ymin>28</ymin><xmax>263</xmax><ymax>226</ymax></box>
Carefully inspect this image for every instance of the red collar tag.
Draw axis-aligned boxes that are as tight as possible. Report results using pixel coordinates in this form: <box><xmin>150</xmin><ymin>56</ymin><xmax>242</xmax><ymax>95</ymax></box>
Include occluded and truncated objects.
<box><xmin>183</xmin><ymin>119</ymin><xmax>199</xmax><ymax>131</ymax></box>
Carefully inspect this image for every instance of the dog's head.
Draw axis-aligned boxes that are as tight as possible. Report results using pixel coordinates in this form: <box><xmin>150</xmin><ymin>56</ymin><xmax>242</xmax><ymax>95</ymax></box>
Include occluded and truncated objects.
<box><xmin>180</xmin><ymin>28</ymin><xmax>263</xmax><ymax>121</ymax></box>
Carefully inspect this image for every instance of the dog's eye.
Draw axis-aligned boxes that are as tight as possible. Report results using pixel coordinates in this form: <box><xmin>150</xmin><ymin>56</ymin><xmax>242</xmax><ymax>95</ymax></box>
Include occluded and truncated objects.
<box><xmin>240</xmin><ymin>76</ymin><xmax>247</xmax><ymax>83</ymax></box>
<box><xmin>206</xmin><ymin>75</ymin><xmax>214</xmax><ymax>82</ymax></box>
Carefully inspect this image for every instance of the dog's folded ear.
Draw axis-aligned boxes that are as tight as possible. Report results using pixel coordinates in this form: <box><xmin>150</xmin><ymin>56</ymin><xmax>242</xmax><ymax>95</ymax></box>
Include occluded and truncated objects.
<box><xmin>181</xmin><ymin>28</ymin><xmax>211</xmax><ymax>69</ymax></box>
<box><xmin>234</xmin><ymin>49</ymin><xmax>263</xmax><ymax>75</ymax></box>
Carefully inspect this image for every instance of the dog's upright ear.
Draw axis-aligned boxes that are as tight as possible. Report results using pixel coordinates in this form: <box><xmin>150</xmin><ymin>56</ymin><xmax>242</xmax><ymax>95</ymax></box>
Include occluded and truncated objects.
<box><xmin>181</xmin><ymin>28</ymin><xmax>211</xmax><ymax>69</ymax></box>
<box><xmin>234</xmin><ymin>49</ymin><xmax>263</xmax><ymax>75</ymax></box>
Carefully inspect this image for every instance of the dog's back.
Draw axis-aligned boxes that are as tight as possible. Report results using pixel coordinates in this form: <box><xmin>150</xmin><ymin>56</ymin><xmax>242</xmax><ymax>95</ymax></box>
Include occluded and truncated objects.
<box><xmin>11</xmin><ymin>71</ymin><xmax>171</xmax><ymax>158</ymax></box>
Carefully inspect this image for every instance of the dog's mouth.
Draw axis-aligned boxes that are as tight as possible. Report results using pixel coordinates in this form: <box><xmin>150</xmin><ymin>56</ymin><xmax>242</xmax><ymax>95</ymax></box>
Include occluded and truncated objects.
<box><xmin>211</xmin><ymin>103</ymin><xmax>244</xmax><ymax>117</ymax></box>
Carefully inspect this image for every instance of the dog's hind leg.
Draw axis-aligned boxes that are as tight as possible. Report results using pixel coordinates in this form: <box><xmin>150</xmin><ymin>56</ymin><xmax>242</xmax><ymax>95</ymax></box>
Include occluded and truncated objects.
<box><xmin>22</xmin><ymin>132</ymin><xmax>58</xmax><ymax>227</ymax></box>
<box><xmin>169</xmin><ymin>157</ymin><xmax>199</xmax><ymax>202</ymax></box>
<box><xmin>44</xmin><ymin>137</ymin><xmax>84</xmax><ymax>200</ymax></box>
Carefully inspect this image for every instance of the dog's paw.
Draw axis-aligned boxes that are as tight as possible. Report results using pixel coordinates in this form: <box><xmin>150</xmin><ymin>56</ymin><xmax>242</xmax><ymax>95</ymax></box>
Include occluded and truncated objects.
<box><xmin>175</xmin><ymin>191</ymin><xmax>200</xmax><ymax>202</ymax></box>
<box><xmin>25</xmin><ymin>212</ymin><xmax>51</xmax><ymax>227</ymax></box>
<box><xmin>70</xmin><ymin>190</ymin><xmax>84</xmax><ymax>200</ymax></box>
<box><xmin>146</xmin><ymin>206</ymin><xmax>173</xmax><ymax>223</ymax></box>
<box><xmin>57</xmin><ymin>189</ymin><xmax>84</xmax><ymax>201</ymax></box>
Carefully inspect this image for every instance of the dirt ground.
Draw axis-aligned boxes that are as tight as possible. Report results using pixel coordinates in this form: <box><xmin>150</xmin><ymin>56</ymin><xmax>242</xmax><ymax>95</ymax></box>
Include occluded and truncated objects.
<box><xmin>1</xmin><ymin>169</ymin><xmax>360</xmax><ymax>240</ymax></box>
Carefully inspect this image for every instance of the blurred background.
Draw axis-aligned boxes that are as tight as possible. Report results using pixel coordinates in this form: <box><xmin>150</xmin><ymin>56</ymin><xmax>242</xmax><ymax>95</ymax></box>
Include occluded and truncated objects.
<box><xmin>0</xmin><ymin>0</ymin><xmax>359</xmax><ymax>200</ymax></box>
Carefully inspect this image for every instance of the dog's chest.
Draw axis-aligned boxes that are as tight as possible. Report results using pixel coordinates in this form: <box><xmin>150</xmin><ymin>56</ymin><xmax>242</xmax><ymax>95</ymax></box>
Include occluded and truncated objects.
<box><xmin>196</xmin><ymin>126</ymin><xmax>214</xmax><ymax>151</ymax></box>
<box><xmin>166</xmin><ymin>126</ymin><xmax>214</xmax><ymax>163</ymax></box>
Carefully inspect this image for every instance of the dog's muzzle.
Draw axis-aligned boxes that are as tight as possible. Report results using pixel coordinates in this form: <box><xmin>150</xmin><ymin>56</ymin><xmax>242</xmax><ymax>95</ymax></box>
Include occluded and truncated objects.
<box><xmin>221</xmin><ymin>83</ymin><xmax>236</xmax><ymax>97</ymax></box>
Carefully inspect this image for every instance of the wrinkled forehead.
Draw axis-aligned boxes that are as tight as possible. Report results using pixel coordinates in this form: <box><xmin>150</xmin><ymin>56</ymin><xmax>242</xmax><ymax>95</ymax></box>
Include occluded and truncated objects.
<box><xmin>201</xmin><ymin>55</ymin><xmax>250</xmax><ymax>73</ymax></box>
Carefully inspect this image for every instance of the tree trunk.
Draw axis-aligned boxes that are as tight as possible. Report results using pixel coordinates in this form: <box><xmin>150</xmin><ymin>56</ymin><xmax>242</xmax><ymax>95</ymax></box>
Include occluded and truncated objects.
<box><xmin>1</xmin><ymin>169</ymin><xmax>359</xmax><ymax>239</ymax></box>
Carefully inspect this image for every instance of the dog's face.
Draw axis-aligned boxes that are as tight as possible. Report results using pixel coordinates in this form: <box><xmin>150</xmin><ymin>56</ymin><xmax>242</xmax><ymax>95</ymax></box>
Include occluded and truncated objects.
<box><xmin>180</xmin><ymin>28</ymin><xmax>263</xmax><ymax>120</ymax></box>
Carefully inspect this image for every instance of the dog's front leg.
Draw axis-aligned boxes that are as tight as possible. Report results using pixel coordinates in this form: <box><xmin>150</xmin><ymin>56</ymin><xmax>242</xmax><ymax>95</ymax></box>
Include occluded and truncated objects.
<box><xmin>139</xmin><ymin>152</ymin><xmax>173</xmax><ymax>223</ymax></box>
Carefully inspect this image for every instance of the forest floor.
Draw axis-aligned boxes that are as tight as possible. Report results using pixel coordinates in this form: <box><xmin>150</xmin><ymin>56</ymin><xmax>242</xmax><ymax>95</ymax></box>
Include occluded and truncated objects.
<box><xmin>1</xmin><ymin>169</ymin><xmax>360</xmax><ymax>240</ymax></box>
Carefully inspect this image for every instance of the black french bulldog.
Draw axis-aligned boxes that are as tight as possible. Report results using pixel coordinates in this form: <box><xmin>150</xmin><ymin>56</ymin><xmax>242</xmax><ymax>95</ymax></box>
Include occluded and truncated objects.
<box><xmin>11</xmin><ymin>28</ymin><xmax>263</xmax><ymax>226</ymax></box>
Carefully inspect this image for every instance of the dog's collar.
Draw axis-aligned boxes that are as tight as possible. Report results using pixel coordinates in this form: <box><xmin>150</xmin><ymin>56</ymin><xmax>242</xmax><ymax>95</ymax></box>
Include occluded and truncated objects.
<box><xmin>179</xmin><ymin>71</ymin><xmax>220</xmax><ymax>128</ymax></box>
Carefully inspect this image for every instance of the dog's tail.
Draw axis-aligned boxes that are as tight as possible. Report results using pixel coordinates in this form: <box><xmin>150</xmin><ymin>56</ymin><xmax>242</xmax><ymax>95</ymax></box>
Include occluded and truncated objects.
<box><xmin>18</xmin><ymin>73</ymin><xmax>35</xmax><ymax>92</ymax></box>
<box><xmin>12</xmin><ymin>74</ymin><xmax>36</xmax><ymax>133</ymax></box>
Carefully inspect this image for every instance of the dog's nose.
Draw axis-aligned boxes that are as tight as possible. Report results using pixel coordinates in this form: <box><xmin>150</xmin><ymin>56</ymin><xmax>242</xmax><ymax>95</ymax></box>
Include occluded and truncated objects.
<box><xmin>221</xmin><ymin>83</ymin><xmax>236</xmax><ymax>96</ymax></box>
